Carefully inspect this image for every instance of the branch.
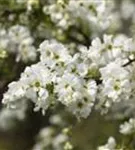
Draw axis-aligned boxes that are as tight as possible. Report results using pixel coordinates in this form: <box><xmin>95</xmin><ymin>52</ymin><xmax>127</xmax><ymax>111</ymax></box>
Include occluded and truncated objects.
<box><xmin>122</xmin><ymin>58</ymin><xmax>135</xmax><ymax>67</ymax></box>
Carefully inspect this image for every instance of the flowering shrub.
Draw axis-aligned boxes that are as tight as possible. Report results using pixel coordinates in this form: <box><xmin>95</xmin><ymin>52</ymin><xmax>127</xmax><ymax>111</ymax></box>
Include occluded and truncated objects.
<box><xmin>1</xmin><ymin>0</ymin><xmax>135</xmax><ymax>150</ymax></box>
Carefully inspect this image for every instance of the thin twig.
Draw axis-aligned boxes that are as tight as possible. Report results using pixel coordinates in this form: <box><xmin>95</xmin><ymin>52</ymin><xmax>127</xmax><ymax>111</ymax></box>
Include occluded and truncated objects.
<box><xmin>122</xmin><ymin>58</ymin><xmax>135</xmax><ymax>67</ymax></box>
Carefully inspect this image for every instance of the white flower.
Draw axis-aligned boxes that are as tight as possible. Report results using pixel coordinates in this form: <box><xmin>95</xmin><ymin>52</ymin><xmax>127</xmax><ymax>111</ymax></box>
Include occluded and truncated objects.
<box><xmin>32</xmin><ymin>126</ymin><xmax>69</xmax><ymax>150</ymax></box>
<box><xmin>68</xmin><ymin>0</ymin><xmax>113</xmax><ymax>29</ymax></box>
<box><xmin>7</xmin><ymin>25</ymin><xmax>37</xmax><ymax>62</ymax></box>
<box><xmin>2</xmin><ymin>81</ymin><xmax>27</xmax><ymax>108</ymax></box>
<box><xmin>17</xmin><ymin>44</ymin><xmax>36</xmax><ymax>62</ymax></box>
<box><xmin>21</xmin><ymin>63</ymin><xmax>55</xmax><ymax>113</ymax></box>
<box><xmin>99</xmin><ymin>62</ymin><xmax>131</xmax><ymax>102</ymax></box>
<box><xmin>43</xmin><ymin>3</ymin><xmax>69</xmax><ymax>30</ymax></box>
<box><xmin>8</xmin><ymin>25</ymin><xmax>30</xmax><ymax>44</ymax></box>
<box><xmin>21</xmin><ymin>63</ymin><xmax>53</xmax><ymax>88</ymax></box>
<box><xmin>0</xmin><ymin>25</ymin><xmax>37</xmax><ymax>62</ymax></box>
<box><xmin>120</xmin><ymin>118</ymin><xmax>135</xmax><ymax>135</ymax></box>
<box><xmin>100</xmin><ymin>62</ymin><xmax>129</xmax><ymax>80</ymax></box>
<box><xmin>0</xmin><ymin>99</ymin><xmax>27</xmax><ymax>130</ymax></box>
<box><xmin>114</xmin><ymin>34</ymin><xmax>135</xmax><ymax>52</ymax></box>
<box><xmin>43</xmin><ymin>0</ymin><xmax>116</xmax><ymax>32</ymax></box>
<box><xmin>55</xmin><ymin>72</ymin><xmax>97</xmax><ymax>118</ymax></box>
<box><xmin>3</xmin><ymin>62</ymin><xmax>55</xmax><ymax>114</ymax></box>
<box><xmin>55</xmin><ymin>72</ymin><xmax>85</xmax><ymax>106</ymax></box>
<box><xmin>3</xmin><ymin>34</ymin><xmax>135</xmax><ymax>119</ymax></box>
<box><xmin>39</xmin><ymin>40</ymin><xmax>71</xmax><ymax>69</ymax></box>
<box><xmin>89</xmin><ymin>34</ymin><xmax>135</xmax><ymax>66</ymax></box>
<box><xmin>34</xmin><ymin>88</ymin><xmax>49</xmax><ymax>113</ymax></box>
<box><xmin>98</xmin><ymin>137</ymin><xmax>116</xmax><ymax>150</ymax></box>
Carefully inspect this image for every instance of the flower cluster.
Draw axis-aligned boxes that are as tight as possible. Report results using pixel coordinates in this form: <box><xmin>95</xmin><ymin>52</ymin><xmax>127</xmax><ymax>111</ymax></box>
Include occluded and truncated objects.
<box><xmin>43</xmin><ymin>0</ymin><xmax>115</xmax><ymax>31</ymax></box>
<box><xmin>2</xmin><ymin>39</ymin><xmax>97</xmax><ymax>118</ymax></box>
<box><xmin>32</xmin><ymin>113</ymin><xmax>72</xmax><ymax>150</ymax></box>
<box><xmin>1</xmin><ymin>0</ymin><xmax>135</xmax><ymax>149</ymax></box>
<box><xmin>2</xmin><ymin>33</ymin><xmax>135</xmax><ymax>119</ymax></box>
<box><xmin>32</xmin><ymin>127</ymin><xmax>71</xmax><ymax>150</ymax></box>
<box><xmin>0</xmin><ymin>25</ymin><xmax>37</xmax><ymax>62</ymax></box>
